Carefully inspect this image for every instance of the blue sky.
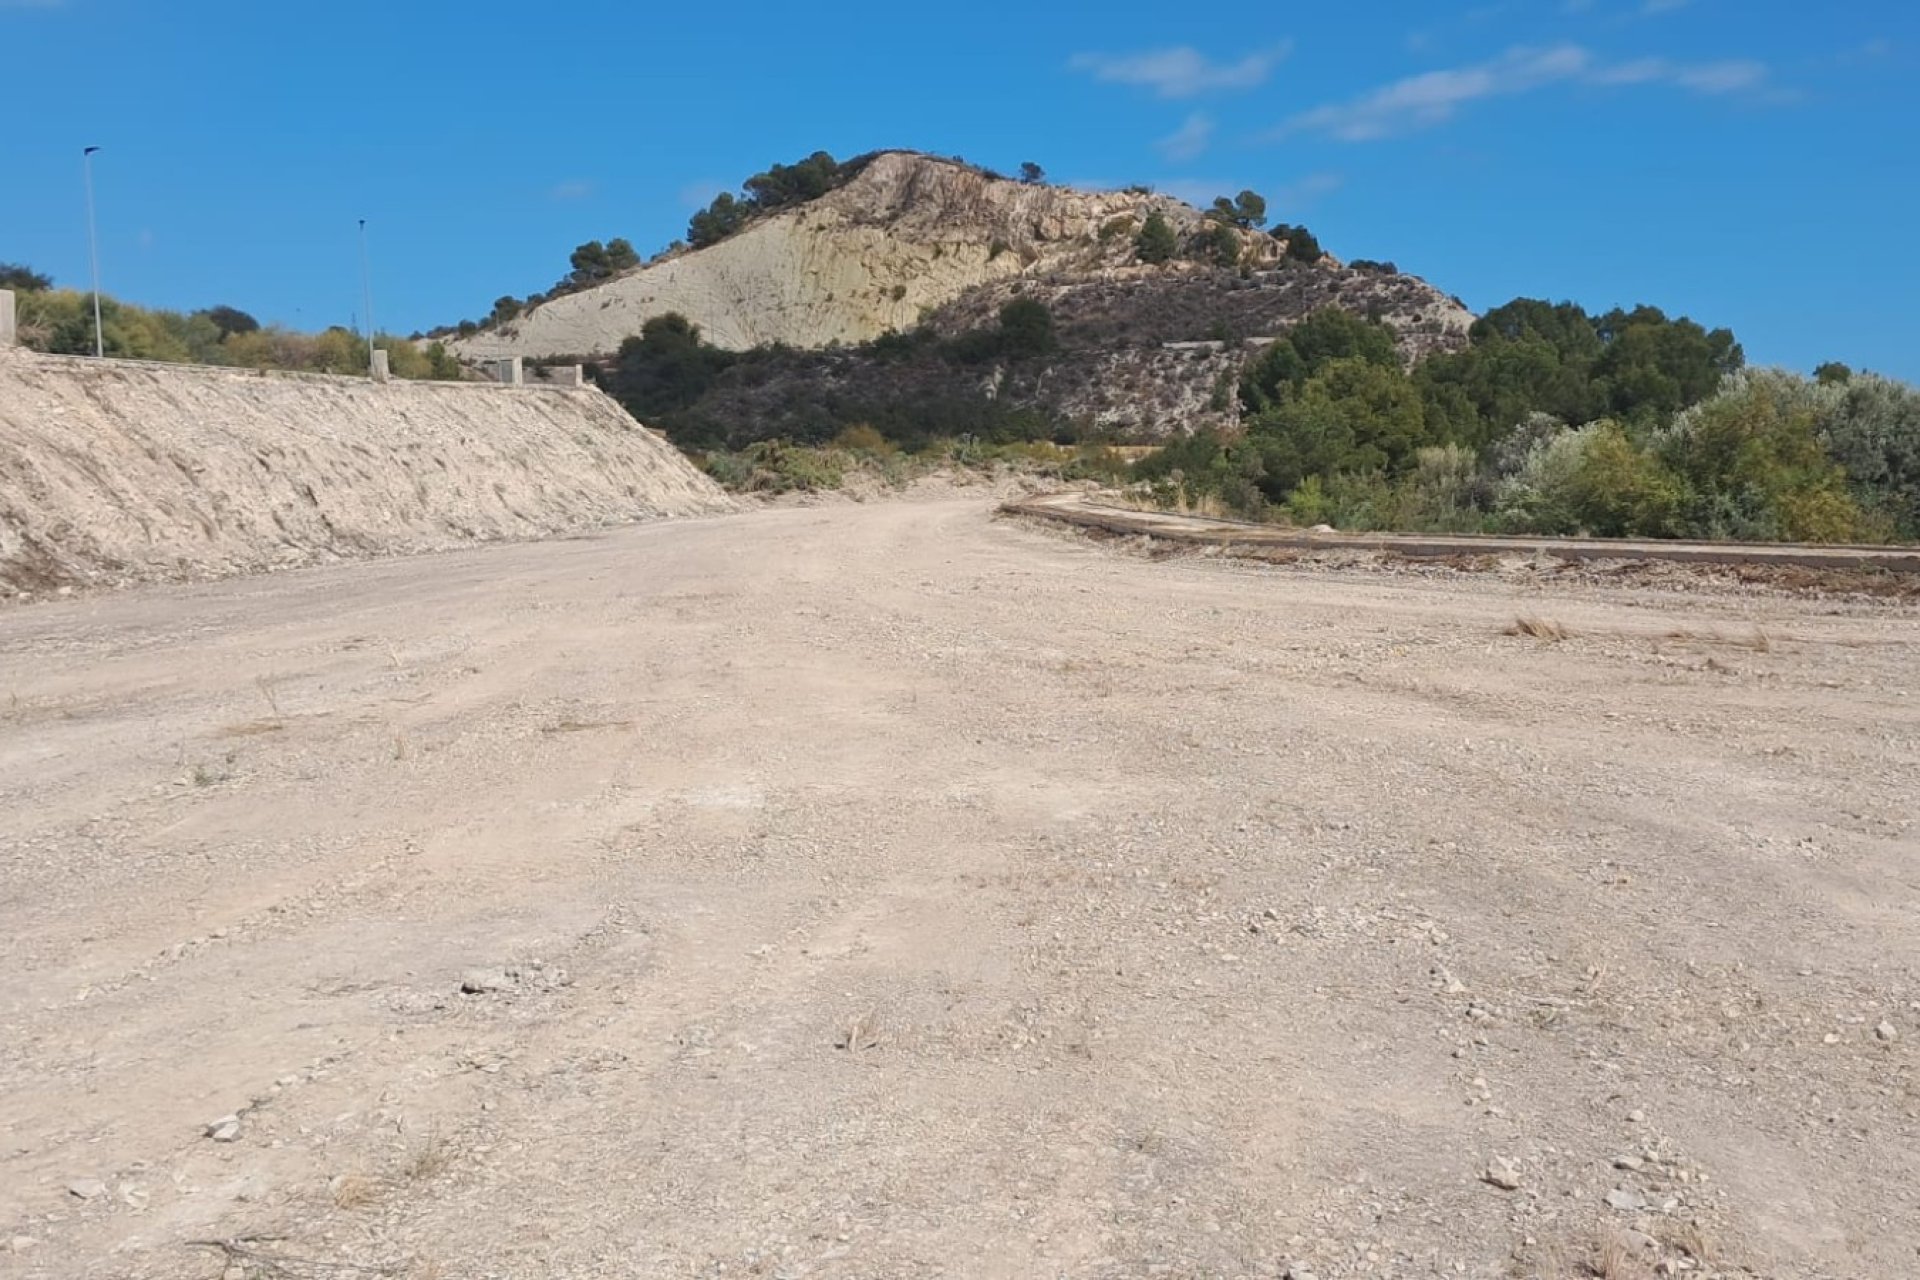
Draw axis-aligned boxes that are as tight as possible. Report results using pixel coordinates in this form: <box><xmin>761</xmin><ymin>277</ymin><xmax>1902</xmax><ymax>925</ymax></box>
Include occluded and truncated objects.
<box><xmin>4</xmin><ymin>0</ymin><xmax>1915</xmax><ymax>378</ymax></box>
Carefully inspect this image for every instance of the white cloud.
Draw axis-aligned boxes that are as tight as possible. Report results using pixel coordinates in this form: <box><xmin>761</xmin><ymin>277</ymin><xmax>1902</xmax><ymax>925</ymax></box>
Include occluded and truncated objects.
<box><xmin>1275</xmin><ymin>172</ymin><xmax>1345</xmax><ymax>209</ymax></box>
<box><xmin>1281</xmin><ymin>44</ymin><xmax>1590</xmax><ymax>141</ymax></box>
<box><xmin>1156</xmin><ymin>113</ymin><xmax>1216</xmax><ymax>162</ymax></box>
<box><xmin>1278</xmin><ymin>43</ymin><xmax>1777</xmax><ymax>142</ymax></box>
<box><xmin>549</xmin><ymin>180</ymin><xmax>596</xmax><ymax>202</ymax></box>
<box><xmin>1069</xmin><ymin>42</ymin><xmax>1293</xmax><ymax>99</ymax></box>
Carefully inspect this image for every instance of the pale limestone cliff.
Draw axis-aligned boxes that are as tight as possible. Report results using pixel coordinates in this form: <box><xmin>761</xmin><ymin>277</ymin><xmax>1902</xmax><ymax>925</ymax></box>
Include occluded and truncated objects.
<box><xmin>451</xmin><ymin>153</ymin><xmax>1276</xmax><ymax>360</ymax></box>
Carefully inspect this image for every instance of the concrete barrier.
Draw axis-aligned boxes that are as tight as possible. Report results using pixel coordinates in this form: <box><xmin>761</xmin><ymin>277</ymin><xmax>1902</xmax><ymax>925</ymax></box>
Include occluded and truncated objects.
<box><xmin>1004</xmin><ymin>491</ymin><xmax>1920</xmax><ymax>575</ymax></box>
<box><xmin>0</xmin><ymin>290</ymin><xmax>14</xmax><ymax>348</ymax></box>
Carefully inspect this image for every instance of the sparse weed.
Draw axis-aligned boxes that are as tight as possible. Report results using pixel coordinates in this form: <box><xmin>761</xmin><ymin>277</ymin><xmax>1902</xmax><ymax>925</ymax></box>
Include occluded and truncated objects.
<box><xmin>255</xmin><ymin>674</ymin><xmax>284</xmax><ymax>720</ymax></box>
<box><xmin>1506</xmin><ymin>616</ymin><xmax>1572</xmax><ymax>642</ymax></box>
<box><xmin>403</xmin><ymin>1123</ymin><xmax>452</xmax><ymax>1182</ymax></box>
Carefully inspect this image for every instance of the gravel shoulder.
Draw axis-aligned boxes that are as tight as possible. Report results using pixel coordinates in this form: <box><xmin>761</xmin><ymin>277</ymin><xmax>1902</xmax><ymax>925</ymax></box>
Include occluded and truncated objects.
<box><xmin>1</xmin><ymin>497</ymin><xmax>1915</xmax><ymax>1278</ymax></box>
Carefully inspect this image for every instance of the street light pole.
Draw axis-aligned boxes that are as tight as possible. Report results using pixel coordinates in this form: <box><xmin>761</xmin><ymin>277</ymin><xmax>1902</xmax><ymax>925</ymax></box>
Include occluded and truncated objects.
<box><xmin>83</xmin><ymin>146</ymin><xmax>104</xmax><ymax>359</ymax></box>
<box><xmin>358</xmin><ymin>219</ymin><xmax>376</xmax><ymax>373</ymax></box>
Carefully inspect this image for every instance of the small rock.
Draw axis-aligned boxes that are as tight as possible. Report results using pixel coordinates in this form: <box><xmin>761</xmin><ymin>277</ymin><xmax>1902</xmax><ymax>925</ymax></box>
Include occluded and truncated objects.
<box><xmin>459</xmin><ymin>968</ymin><xmax>512</xmax><ymax>994</ymax></box>
<box><xmin>1627</xmin><ymin>1109</ymin><xmax>1647</xmax><ymax>1123</ymax></box>
<box><xmin>1606</xmin><ymin>1187</ymin><xmax>1647</xmax><ymax>1212</ymax></box>
<box><xmin>67</xmin><ymin>1178</ymin><xmax>107</xmax><ymax>1200</ymax></box>
<box><xmin>1614</xmin><ymin>1155</ymin><xmax>1646</xmax><ymax>1172</ymax></box>
<box><xmin>10</xmin><ymin>1236</ymin><xmax>40</xmax><ymax>1253</ymax></box>
<box><xmin>1875</xmin><ymin>1021</ymin><xmax>1898</xmax><ymax>1042</ymax></box>
<box><xmin>1482</xmin><ymin>1158</ymin><xmax>1523</xmax><ymax>1191</ymax></box>
<box><xmin>206</xmin><ymin>1115</ymin><xmax>241</xmax><ymax>1142</ymax></box>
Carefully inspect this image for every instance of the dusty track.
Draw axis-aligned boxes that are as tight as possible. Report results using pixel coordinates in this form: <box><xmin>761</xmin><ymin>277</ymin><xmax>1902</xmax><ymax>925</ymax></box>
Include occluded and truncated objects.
<box><xmin>1</xmin><ymin>498</ymin><xmax>1915</xmax><ymax>1279</ymax></box>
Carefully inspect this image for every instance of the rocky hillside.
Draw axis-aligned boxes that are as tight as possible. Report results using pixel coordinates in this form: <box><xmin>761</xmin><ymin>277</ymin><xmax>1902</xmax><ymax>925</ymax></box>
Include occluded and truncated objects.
<box><xmin>0</xmin><ymin>349</ymin><xmax>731</xmax><ymax>594</ymax></box>
<box><xmin>675</xmin><ymin>262</ymin><xmax>1469</xmax><ymax>442</ymax></box>
<box><xmin>450</xmin><ymin>153</ymin><xmax>1362</xmax><ymax>361</ymax></box>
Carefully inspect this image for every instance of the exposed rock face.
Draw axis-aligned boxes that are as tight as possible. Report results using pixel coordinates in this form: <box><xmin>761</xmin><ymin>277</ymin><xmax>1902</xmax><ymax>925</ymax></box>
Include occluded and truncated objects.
<box><xmin>674</xmin><ymin>263</ymin><xmax>1474</xmax><ymax>442</ymax></box>
<box><xmin>452</xmin><ymin>153</ymin><xmax>1282</xmax><ymax>360</ymax></box>
<box><xmin>0</xmin><ymin>349</ymin><xmax>732</xmax><ymax>593</ymax></box>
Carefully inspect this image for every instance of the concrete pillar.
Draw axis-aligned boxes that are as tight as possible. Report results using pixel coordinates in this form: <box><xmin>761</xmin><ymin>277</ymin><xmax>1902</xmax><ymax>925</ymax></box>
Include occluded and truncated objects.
<box><xmin>0</xmin><ymin>290</ymin><xmax>15</xmax><ymax>347</ymax></box>
<box><xmin>500</xmin><ymin>356</ymin><xmax>524</xmax><ymax>385</ymax></box>
<box><xmin>546</xmin><ymin>364</ymin><xmax>583</xmax><ymax>387</ymax></box>
<box><xmin>370</xmin><ymin>348</ymin><xmax>391</xmax><ymax>382</ymax></box>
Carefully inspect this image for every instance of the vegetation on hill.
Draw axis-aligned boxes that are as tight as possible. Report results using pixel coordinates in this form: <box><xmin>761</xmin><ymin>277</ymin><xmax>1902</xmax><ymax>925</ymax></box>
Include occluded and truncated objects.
<box><xmin>6</xmin><ymin>269</ymin><xmax>461</xmax><ymax>379</ymax></box>
<box><xmin>687</xmin><ymin>151</ymin><xmax>874</xmax><ymax>249</ymax></box>
<box><xmin>1136</xmin><ymin>303</ymin><xmax>1918</xmax><ymax>542</ymax></box>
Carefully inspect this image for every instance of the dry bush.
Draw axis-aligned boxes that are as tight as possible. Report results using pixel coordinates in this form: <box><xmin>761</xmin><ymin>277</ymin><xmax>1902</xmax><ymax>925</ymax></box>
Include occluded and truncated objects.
<box><xmin>1506</xmin><ymin>616</ymin><xmax>1572</xmax><ymax>641</ymax></box>
<box><xmin>1591</xmin><ymin>1231</ymin><xmax>1655</xmax><ymax>1280</ymax></box>
<box><xmin>330</xmin><ymin>1172</ymin><xmax>381</xmax><ymax>1210</ymax></box>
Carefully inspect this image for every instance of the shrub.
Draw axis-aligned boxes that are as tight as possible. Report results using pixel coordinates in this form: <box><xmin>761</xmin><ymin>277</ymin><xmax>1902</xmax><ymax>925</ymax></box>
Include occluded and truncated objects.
<box><xmin>1134</xmin><ymin>211</ymin><xmax>1176</xmax><ymax>264</ymax></box>
<box><xmin>1659</xmin><ymin>370</ymin><xmax>1869</xmax><ymax>542</ymax></box>
<box><xmin>1272</xmin><ymin>223</ymin><xmax>1323</xmax><ymax>263</ymax></box>
<box><xmin>1192</xmin><ymin>222</ymin><xmax>1242</xmax><ymax>267</ymax></box>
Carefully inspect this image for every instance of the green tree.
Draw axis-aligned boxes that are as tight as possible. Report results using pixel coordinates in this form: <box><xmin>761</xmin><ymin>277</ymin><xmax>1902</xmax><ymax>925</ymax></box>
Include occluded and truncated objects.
<box><xmin>200</xmin><ymin>305</ymin><xmax>259</xmax><ymax>338</ymax></box>
<box><xmin>1244</xmin><ymin>356</ymin><xmax>1428</xmax><ymax>498</ymax></box>
<box><xmin>1209</xmin><ymin>190</ymin><xmax>1267</xmax><ymax>230</ymax></box>
<box><xmin>1241</xmin><ymin>308</ymin><xmax>1399</xmax><ymax>413</ymax></box>
<box><xmin>1814</xmin><ymin>361</ymin><xmax>1852</xmax><ymax>386</ymax></box>
<box><xmin>604</xmin><ymin>312</ymin><xmax>737</xmax><ymax>431</ymax></box>
<box><xmin>688</xmin><ymin>192</ymin><xmax>750</xmax><ymax>248</ymax></box>
<box><xmin>996</xmin><ymin>297</ymin><xmax>1056</xmax><ymax>359</ymax></box>
<box><xmin>606</xmin><ymin>238</ymin><xmax>640</xmax><ymax>272</ymax></box>
<box><xmin>1019</xmin><ymin>161</ymin><xmax>1045</xmax><ymax>185</ymax></box>
<box><xmin>1134</xmin><ymin>211</ymin><xmax>1177</xmax><ymax>264</ymax></box>
<box><xmin>1271</xmin><ymin>223</ymin><xmax>1322</xmax><ymax>263</ymax></box>
<box><xmin>1</xmin><ymin>262</ymin><xmax>53</xmax><ymax>292</ymax></box>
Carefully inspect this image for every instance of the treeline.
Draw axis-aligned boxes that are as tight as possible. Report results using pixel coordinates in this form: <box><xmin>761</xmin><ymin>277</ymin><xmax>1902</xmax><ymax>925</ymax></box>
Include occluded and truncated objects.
<box><xmin>598</xmin><ymin>300</ymin><xmax>1062</xmax><ymax>452</ymax></box>
<box><xmin>1139</xmin><ymin>304</ymin><xmax>1919</xmax><ymax>543</ymax></box>
<box><xmin>4</xmin><ymin>267</ymin><xmax>461</xmax><ymax>379</ymax></box>
<box><xmin>688</xmin><ymin>152</ymin><xmax>873</xmax><ymax>248</ymax></box>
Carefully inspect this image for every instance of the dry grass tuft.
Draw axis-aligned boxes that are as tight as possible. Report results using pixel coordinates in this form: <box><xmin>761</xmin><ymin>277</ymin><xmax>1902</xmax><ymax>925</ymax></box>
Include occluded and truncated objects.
<box><xmin>1659</xmin><ymin>1219</ymin><xmax>1717</xmax><ymax>1263</ymax></box>
<box><xmin>329</xmin><ymin>1172</ymin><xmax>381</xmax><ymax>1210</ymax></box>
<box><xmin>1506</xmin><ymin>616</ymin><xmax>1572</xmax><ymax>642</ymax></box>
<box><xmin>1591</xmin><ymin>1231</ymin><xmax>1656</xmax><ymax>1280</ymax></box>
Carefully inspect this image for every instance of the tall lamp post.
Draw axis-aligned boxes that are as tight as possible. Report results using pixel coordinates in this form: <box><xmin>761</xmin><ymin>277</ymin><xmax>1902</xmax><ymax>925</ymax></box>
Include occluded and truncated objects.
<box><xmin>358</xmin><ymin>219</ymin><xmax>376</xmax><ymax>372</ymax></box>
<box><xmin>83</xmin><ymin>145</ymin><xmax>104</xmax><ymax>359</ymax></box>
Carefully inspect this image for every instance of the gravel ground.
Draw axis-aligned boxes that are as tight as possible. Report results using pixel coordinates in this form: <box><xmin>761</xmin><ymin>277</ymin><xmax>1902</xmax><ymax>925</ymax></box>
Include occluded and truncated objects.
<box><xmin>1</xmin><ymin>497</ymin><xmax>1915</xmax><ymax>1279</ymax></box>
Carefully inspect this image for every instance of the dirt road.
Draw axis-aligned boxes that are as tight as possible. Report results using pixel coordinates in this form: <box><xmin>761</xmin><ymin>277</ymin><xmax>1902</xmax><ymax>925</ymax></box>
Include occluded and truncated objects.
<box><xmin>2</xmin><ymin>497</ymin><xmax>1915</xmax><ymax>1278</ymax></box>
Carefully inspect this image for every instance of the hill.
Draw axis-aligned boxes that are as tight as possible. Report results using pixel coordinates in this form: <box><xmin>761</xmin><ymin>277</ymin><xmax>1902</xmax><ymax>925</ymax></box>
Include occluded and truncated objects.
<box><xmin>448</xmin><ymin>151</ymin><xmax>1470</xmax><ymax>371</ymax></box>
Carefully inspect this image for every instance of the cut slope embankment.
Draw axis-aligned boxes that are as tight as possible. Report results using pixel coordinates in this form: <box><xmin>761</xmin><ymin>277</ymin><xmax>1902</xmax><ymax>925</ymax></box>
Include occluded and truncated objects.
<box><xmin>0</xmin><ymin>349</ymin><xmax>733</xmax><ymax>594</ymax></box>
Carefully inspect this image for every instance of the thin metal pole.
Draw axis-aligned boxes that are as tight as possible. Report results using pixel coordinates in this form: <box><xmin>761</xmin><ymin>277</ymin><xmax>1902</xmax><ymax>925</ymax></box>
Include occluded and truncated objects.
<box><xmin>358</xmin><ymin>219</ymin><xmax>376</xmax><ymax>373</ymax></box>
<box><xmin>84</xmin><ymin>146</ymin><xmax>104</xmax><ymax>359</ymax></box>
